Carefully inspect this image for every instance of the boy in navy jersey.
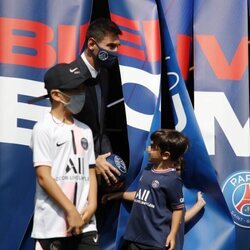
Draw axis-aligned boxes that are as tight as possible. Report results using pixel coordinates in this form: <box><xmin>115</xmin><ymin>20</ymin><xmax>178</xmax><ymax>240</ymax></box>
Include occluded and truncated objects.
<box><xmin>103</xmin><ymin>129</ymin><xmax>188</xmax><ymax>250</ymax></box>
<box><xmin>125</xmin><ymin>129</ymin><xmax>188</xmax><ymax>250</ymax></box>
<box><xmin>30</xmin><ymin>63</ymin><xmax>99</xmax><ymax>250</ymax></box>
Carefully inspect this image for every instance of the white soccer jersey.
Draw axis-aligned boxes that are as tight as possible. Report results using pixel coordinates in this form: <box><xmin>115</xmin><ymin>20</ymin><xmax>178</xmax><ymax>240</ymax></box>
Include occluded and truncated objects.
<box><xmin>30</xmin><ymin>112</ymin><xmax>96</xmax><ymax>239</ymax></box>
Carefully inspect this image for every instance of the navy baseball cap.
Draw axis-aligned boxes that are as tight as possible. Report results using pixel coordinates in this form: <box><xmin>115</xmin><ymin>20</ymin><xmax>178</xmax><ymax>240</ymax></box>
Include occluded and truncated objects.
<box><xmin>28</xmin><ymin>63</ymin><xmax>97</xmax><ymax>104</ymax></box>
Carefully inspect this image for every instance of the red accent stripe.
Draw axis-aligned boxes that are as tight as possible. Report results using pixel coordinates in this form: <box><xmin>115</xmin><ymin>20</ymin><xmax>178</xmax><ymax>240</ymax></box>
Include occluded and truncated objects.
<box><xmin>143</xmin><ymin>20</ymin><xmax>161</xmax><ymax>62</ymax></box>
<box><xmin>118</xmin><ymin>45</ymin><xmax>145</xmax><ymax>60</ymax></box>
<box><xmin>176</xmin><ymin>34</ymin><xmax>192</xmax><ymax>80</ymax></box>
<box><xmin>79</xmin><ymin>23</ymin><xmax>89</xmax><ymax>53</ymax></box>
<box><xmin>120</xmin><ymin>30</ymin><xmax>142</xmax><ymax>45</ymax></box>
<box><xmin>175</xmin><ymin>204</ymin><xmax>185</xmax><ymax>209</ymax></box>
<box><xmin>58</xmin><ymin>25</ymin><xmax>77</xmax><ymax>63</ymax></box>
<box><xmin>111</xmin><ymin>13</ymin><xmax>140</xmax><ymax>31</ymax></box>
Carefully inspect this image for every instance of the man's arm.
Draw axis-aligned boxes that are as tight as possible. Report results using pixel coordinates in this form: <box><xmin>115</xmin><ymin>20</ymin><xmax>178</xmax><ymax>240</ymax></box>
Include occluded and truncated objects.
<box><xmin>81</xmin><ymin>168</ymin><xmax>98</xmax><ymax>224</ymax></box>
<box><xmin>35</xmin><ymin>165</ymin><xmax>84</xmax><ymax>234</ymax></box>
<box><xmin>165</xmin><ymin>209</ymin><xmax>183</xmax><ymax>250</ymax></box>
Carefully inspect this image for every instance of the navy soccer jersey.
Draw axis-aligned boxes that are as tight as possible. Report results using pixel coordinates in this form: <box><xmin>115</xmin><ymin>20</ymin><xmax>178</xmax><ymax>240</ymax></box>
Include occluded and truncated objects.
<box><xmin>125</xmin><ymin>166</ymin><xmax>184</xmax><ymax>249</ymax></box>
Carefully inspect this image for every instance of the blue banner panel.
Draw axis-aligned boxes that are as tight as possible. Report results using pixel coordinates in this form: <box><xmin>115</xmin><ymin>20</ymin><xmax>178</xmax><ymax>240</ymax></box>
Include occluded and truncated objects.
<box><xmin>194</xmin><ymin>0</ymin><xmax>250</xmax><ymax>249</ymax></box>
<box><xmin>157</xmin><ymin>0</ymin><xmax>237</xmax><ymax>249</ymax></box>
<box><xmin>0</xmin><ymin>1</ymin><xmax>92</xmax><ymax>249</ymax></box>
<box><xmin>108</xmin><ymin>0</ymin><xmax>161</xmax><ymax>249</ymax></box>
<box><xmin>158</xmin><ymin>0</ymin><xmax>194</xmax><ymax>82</ymax></box>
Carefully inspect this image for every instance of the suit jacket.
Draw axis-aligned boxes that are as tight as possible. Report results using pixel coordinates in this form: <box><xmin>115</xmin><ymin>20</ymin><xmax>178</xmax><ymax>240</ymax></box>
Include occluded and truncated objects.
<box><xmin>70</xmin><ymin>56</ymin><xmax>112</xmax><ymax>156</ymax></box>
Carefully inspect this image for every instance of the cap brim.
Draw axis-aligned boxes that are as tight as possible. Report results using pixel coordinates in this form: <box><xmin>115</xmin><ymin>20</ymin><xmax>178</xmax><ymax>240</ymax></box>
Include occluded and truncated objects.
<box><xmin>28</xmin><ymin>94</ymin><xmax>49</xmax><ymax>104</ymax></box>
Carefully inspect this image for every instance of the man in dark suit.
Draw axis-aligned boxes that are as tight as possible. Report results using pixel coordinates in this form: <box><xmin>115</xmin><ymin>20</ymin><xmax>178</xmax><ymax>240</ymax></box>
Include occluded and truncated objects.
<box><xmin>70</xmin><ymin>18</ymin><xmax>122</xmax><ymax>186</ymax></box>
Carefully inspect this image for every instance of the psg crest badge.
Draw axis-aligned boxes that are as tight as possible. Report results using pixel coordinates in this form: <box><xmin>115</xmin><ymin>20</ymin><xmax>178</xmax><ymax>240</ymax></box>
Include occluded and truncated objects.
<box><xmin>222</xmin><ymin>171</ymin><xmax>250</xmax><ymax>228</ymax></box>
<box><xmin>81</xmin><ymin>137</ymin><xmax>88</xmax><ymax>150</ymax></box>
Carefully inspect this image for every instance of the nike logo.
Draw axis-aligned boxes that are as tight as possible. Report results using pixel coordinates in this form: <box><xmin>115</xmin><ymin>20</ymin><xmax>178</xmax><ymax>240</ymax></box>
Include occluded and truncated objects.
<box><xmin>93</xmin><ymin>234</ymin><xmax>98</xmax><ymax>243</ymax></box>
<box><xmin>69</xmin><ymin>67</ymin><xmax>79</xmax><ymax>73</ymax></box>
<box><xmin>56</xmin><ymin>141</ymin><xmax>68</xmax><ymax>147</ymax></box>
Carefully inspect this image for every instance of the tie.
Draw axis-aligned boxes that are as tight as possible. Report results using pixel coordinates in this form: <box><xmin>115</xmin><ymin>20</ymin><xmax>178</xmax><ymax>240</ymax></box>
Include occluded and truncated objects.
<box><xmin>95</xmin><ymin>83</ymin><xmax>102</xmax><ymax>122</ymax></box>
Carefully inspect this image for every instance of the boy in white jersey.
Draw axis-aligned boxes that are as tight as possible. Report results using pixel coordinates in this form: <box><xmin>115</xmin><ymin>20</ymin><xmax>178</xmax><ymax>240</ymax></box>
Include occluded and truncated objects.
<box><xmin>30</xmin><ymin>63</ymin><xmax>99</xmax><ymax>250</ymax></box>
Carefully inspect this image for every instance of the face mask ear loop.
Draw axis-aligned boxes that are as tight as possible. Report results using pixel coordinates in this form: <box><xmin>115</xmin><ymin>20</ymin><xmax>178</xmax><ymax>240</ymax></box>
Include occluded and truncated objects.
<box><xmin>92</xmin><ymin>38</ymin><xmax>100</xmax><ymax>49</ymax></box>
<box><xmin>58</xmin><ymin>91</ymin><xmax>70</xmax><ymax>106</ymax></box>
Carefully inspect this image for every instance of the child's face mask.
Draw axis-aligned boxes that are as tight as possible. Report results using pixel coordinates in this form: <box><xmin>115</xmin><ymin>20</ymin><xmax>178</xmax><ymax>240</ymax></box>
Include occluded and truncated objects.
<box><xmin>60</xmin><ymin>91</ymin><xmax>86</xmax><ymax>114</ymax></box>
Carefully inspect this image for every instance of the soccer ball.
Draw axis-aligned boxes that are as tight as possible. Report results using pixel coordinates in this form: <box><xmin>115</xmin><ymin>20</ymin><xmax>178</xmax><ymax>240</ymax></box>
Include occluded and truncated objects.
<box><xmin>100</xmin><ymin>154</ymin><xmax>127</xmax><ymax>193</ymax></box>
<box><xmin>106</xmin><ymin>154</ymin><xmax>127</xmax><ymax>182</ymax></box>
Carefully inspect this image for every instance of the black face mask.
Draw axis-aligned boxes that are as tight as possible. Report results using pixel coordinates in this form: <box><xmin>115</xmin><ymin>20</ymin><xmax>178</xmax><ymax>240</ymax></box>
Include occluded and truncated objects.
<box><xmin>95</xmin><ymin>43</ymin><xmax>118</xmax><ymax>68</ymax></box>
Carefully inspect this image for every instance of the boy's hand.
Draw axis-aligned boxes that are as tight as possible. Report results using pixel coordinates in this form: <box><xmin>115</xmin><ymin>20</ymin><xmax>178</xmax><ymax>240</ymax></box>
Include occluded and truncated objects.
<box><xmin>196</xmin><ymin>191</ymin><xmax>206</xmax><ymax>209</ymax></box>
<box><xmin>66</xmin><ymin>208</ymin><xmax>84</xmax><ymax>235</ymax></box>
<box><xmin>165</xmin><ymin>233</ymin><xmax>176</xmax><ymax>250</ymax></box>
<box><xmin>95</xmin><ymin>152</ymin><xmax>120</xmax><ymax>185</ymax></box>
<box><xmin>80</xmin><ymin>205</ymin><xmax>96</xmax><ymax>225</ymax></box>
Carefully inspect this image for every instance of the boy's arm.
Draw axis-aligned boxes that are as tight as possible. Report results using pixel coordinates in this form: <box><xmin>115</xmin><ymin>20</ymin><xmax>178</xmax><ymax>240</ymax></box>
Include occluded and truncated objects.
<box><xmin>36</xmin><ymin>165</ymin><xmax>83</xmax><ymax>234</ymax></box>
<box><xmin>101</xmin><ymin>191</ymin><xmax>136</xmax><ymax>204</ymax></box>
<box><xmin>165</xmin><ymin>209</ymin><xmax>183</xmax><ymax>250</ymax></box>
<box><xmin>123</xmin><ymin>191</ymin><xmax>136</xmax><ymax>201</ymax></box>
<box><xmin>185</xmin><ymin>191</ymin><xmax>206</xmax><ymax>223</ymax></box>
<box><xmin>81</xmin><ymin>168</ymin><xmax>98</xmax><ymax>224</ymax></box>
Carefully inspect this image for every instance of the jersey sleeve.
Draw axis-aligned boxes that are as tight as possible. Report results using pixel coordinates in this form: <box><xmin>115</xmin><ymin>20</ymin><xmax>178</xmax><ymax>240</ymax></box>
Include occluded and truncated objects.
<box><xmin>167</xmin><ymin>175</ymin><xmax>185</xmax><ymax>210</ymax></box>
<box><xmin>31</xmin><ymin>124</ymin><xmax>53</xmax><ymax>167</ymax></box>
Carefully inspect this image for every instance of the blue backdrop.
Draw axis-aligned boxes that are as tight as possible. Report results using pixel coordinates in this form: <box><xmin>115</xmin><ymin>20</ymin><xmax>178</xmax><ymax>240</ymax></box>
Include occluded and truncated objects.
<box><xmin>0</xmin><ymin>0</ymin><xmax>249</xmax><ymax>249</ymax></box>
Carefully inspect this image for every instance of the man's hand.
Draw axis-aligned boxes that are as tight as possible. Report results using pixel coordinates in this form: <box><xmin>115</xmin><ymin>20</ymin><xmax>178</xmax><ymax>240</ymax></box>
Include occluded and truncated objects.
<box><xmin>66</xmin><ymin>208</ymin><xmax>84</xmax><ymax>235</ymax></box>
<box><xmin>95</xmin><ymin>152</ymin><xmax>120</xmax><ymax>185</ymax></box>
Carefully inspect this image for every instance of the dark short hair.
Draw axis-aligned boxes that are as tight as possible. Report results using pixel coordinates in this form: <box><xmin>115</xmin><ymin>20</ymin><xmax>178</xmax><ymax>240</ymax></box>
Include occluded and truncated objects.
<box><xmin>174</xmin><ymin>157</ymin><xmax>184</xmax><ymax>172</ymax></box>
<box><xmin>150</xmin><ymin>129</ymin><xmax>189</xmax><ymax>161</ymax></box>
<box><xmin>86</xmin><ymin>18</ymin><xmax>122</xmax><ymax>42</ymax></box>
